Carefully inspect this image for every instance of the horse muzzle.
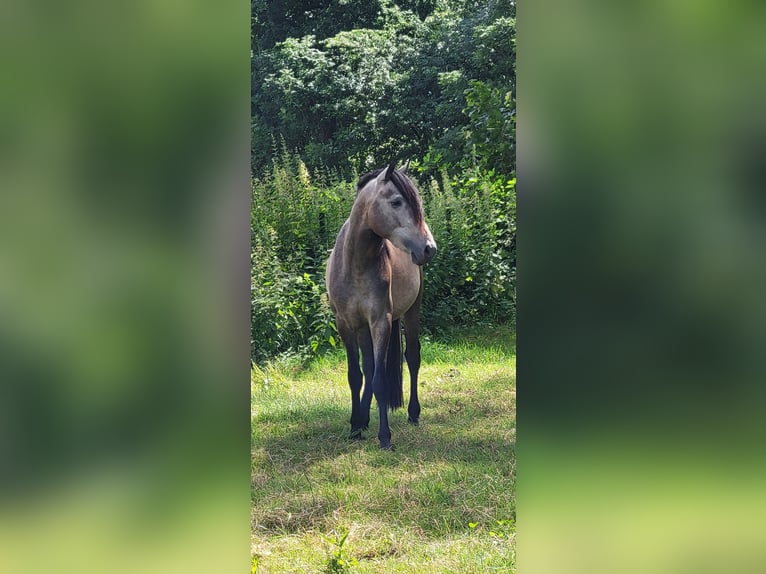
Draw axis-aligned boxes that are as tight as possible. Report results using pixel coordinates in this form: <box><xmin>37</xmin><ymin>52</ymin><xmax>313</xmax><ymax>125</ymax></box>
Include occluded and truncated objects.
<box><xmin>411</xmin><ymin>240</ymin><xmax>437</xmax><ymax>265</ymax></box>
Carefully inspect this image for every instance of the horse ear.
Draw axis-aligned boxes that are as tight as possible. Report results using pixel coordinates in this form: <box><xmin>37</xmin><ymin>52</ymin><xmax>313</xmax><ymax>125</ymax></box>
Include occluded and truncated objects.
<box><xmin>384</xmin><ymin>159</ymin><xmax>397</xmax><ymax>182</ymax></box>
<box><xmin>400</xmin><ymin>159</ymin><xmax>410</xmax><ymax>174</ymax></box>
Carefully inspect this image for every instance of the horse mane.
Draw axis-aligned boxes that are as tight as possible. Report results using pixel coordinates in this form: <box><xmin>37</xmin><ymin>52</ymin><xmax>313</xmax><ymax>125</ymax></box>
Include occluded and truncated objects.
<box><xmin>356</xmin><ymin>168</ymin><xmax>384</xmax><ymax>191</ymax></box>
<box><xmin>356</xmin><ymin>167</ymin><xmax>424</xmax><ymax>225</ymax></box>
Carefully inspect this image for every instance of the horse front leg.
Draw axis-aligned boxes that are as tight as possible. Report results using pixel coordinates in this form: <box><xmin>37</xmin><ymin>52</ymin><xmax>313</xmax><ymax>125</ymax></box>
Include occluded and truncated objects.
<box><xmin>358</xmin><ymin>329</ymin><xmax>375</xmax><ymax>432</ymax></box>
<box><xmin>370</xmin><ymin>318</ymin><xmax>393</xmax><ymax>450</ymax></box>
<box><xmin>340</xmin><ymin>326</ymin><xmax>364</xmax><ymax>439</ymax></box>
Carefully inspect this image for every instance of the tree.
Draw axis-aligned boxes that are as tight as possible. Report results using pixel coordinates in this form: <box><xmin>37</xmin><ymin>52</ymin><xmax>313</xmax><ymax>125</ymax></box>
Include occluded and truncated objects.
<box><xmin>251</xmin><ymin>0</ymin><xmax>516</xmax><ymax>178</ymax></box>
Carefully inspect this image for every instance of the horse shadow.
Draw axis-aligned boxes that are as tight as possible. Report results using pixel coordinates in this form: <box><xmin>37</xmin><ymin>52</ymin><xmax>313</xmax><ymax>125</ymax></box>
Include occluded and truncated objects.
<box><xmin>252</xmin><ymin>397</ymin><xmax>515</xmax><ymax>535</ymax></box>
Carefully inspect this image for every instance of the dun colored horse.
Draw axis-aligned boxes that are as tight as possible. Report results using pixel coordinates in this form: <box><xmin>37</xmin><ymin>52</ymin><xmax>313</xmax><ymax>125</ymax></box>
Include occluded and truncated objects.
<box><xmin>326</xmin><ymin>160</ymin><xmax>436</xmax><ymax>450</ymax></box>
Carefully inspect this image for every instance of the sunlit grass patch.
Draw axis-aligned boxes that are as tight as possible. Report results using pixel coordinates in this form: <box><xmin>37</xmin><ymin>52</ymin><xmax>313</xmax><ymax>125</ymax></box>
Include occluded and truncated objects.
<box><xmin>252</xmin><ymin>325</ymin><xmax>515</xmax><ymax>573</ymax></box>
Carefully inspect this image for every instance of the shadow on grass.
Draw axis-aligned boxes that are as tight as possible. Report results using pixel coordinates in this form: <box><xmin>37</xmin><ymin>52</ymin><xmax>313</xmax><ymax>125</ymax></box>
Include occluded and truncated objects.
<box><xmin>253</xmin><ymin>403</ymin><xmax>357</xmax><ymax>470</ymax></box>
<box><xmin>252</xmin><ymin>401</ymin><xmax>515</xmax><ymax>536</ymax></box>
<box><xmin>252</xmin><ymin>323</ymin><xmax>515</xmax><ymax>537</ymax></box>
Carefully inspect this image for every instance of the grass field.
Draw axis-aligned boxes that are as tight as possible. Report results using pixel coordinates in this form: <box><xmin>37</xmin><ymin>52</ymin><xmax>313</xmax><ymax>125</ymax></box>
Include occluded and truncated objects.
<box><xmin>251</xmin><ymin>325</ymin><xmax>516</xmax><ymax>573</ymax></box>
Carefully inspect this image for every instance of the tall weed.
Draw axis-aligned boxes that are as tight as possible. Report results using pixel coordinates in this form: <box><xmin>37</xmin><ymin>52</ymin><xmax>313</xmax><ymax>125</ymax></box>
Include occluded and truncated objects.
<box><xmin>421</xmin><ymin>169</ymin><xmax>515</xmax><ymax>333</ymax></box>
<box><xmin>251</xmin><ymin>151</ymin><xmax>515</xmax><ymax>362</ymax></box>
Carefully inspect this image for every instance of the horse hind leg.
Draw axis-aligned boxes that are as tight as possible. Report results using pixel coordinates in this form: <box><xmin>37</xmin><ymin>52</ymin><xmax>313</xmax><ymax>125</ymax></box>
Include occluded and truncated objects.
<box><xmin>369</xmin><ymin>318</ymin><xmax>393</xmax><ymax>450</ymax></box>
<box><xmin>403</xmin><ymin>310</ymin><xmax>422</xmax><ymax>425</ymax></box>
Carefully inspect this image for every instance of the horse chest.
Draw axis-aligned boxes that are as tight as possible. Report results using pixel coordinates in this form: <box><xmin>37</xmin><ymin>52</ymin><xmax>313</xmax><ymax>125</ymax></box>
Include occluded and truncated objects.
<box><xmin>330</xmin><ymin>265</ymin><xmax>417</xmax><ymax>326</ymax></box>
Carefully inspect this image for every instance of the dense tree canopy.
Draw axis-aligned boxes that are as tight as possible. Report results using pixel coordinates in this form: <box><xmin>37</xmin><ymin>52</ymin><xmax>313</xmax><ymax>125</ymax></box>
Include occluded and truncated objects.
<box><xmin>252</xmin><ymin>0</ymin><xmax>515</xmax><ymax>178</ymax></box>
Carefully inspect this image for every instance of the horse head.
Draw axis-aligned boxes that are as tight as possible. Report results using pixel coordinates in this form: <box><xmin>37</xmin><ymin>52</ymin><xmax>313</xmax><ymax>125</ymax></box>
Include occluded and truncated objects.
<box><xmin>361</xmin><ymin>161</ymin><xmax>437</xmax><ymax>266</ymax></box>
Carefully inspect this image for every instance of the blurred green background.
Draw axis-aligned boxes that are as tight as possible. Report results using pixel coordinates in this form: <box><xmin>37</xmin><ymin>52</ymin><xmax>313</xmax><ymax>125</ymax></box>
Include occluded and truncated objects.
<box><xmin>0</xmin><ymin>1</ymin><xmax>249</xmax><ymax>573</ymax></box>
<box><xmin>520</xmin><ymin>0</ymin><xmax>766</xmax><ymax>572</ymax></box>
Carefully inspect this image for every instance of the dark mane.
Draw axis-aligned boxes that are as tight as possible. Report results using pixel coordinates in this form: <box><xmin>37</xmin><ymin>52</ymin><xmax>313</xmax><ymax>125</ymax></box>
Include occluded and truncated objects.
<box><xmin>356</xmin><ymin>167</ymin><xmax>424</xmax><ymax>225</ymax></box>
<box><xmin>356</xmin><ymin>168</ymin><xmax>384</xmax><ymax>192</ymax></box>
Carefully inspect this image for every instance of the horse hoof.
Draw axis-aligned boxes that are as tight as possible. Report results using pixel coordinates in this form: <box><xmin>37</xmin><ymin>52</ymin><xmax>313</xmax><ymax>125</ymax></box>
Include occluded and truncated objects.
<box><xmin>350</xmin><ymin>429</ymin><xmax>364</xmax><ymax>440</ymax></box>
<box><xmin>408</xmin><ymin>416</ymin><xmax>419</xmax><ymax>426</ymax></box>
<box><xmin>380</xmin><ymin>443</ymin><xmax>394</xmax><ymax>451</ymax></box>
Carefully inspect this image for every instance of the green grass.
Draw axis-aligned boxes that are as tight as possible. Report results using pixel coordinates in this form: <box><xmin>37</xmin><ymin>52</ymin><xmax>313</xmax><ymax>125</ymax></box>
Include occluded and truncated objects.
<box><xmin>251</xmin><ymin>325</ymin><xmax>515</xmax><ymax>573</ymax></box>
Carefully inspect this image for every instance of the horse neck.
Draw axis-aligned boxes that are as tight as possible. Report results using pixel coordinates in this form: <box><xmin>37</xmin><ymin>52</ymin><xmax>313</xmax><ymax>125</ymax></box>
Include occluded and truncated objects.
<box><xmin>343</xmin><ymin>194</ymin><xmax>385</xmax><ymax>270</ymax></box>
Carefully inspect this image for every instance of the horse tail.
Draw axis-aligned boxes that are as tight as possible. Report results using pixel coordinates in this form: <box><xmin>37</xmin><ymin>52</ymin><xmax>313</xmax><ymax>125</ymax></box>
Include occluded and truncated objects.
<box><xmin>386</xmin><ymin>319</ymin><xmax>404</xmax><ymax>411</ymax></box>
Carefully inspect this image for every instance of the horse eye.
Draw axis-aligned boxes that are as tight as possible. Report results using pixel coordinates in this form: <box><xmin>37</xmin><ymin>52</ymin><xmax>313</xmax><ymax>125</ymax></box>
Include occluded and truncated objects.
<box><xmin>390</xmin><ymin>199</ymin><xmax>403</xmax><ymax>208</ymax></box>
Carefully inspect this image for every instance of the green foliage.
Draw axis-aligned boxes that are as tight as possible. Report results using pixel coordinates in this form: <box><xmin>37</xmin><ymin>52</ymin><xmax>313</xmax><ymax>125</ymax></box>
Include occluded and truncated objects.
<box><xmin>252</xmin><ymin>0</ymin><xmax>516</xmax><ymax>178</ymax></box>
<box><xmin>464</xmin><ymin>81</ymin><xmax>515</xmax><ymax>175</ymax></box>
<box><xmin>420</xmin><ymin>169</ymin><xmax>515</xmax><ymax>334</ymax></box>
<box><xmin>251</xmin><ymin>148</ymin><xmax>352</xmax><ymax>362</ymax></box>
<box><xmin>468</xmin><ymin>518</ymin><xmax>516</xmax><ymax>539</ymax></box>
<box><xmin>467</xmin><ymin>518</ymin><xmax>516</xmax><ymax>567</ymax></box>
<box><xmin>251</xmin><ymin>150</ymin><xmax>514</xmax><ymax>362</ymax></box>
<box><xmin>322</xmin><ymin>528</ymin><xmax>359</xmax><ymax>573</ymax></box>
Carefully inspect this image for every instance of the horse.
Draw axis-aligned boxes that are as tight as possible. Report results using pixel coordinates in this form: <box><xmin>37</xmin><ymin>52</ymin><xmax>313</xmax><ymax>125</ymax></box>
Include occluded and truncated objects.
<box><xmin>325</xmin><ymin>160</ymin><xmax>437</xmax><ymax>450</ymax></box>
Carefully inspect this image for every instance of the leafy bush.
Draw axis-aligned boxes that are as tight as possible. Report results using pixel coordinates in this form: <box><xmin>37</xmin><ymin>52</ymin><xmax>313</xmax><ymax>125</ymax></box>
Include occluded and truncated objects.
<box><xmin>251</xmin><ymin>150</ymin><xmax>514</xmax><ymax>363</ymax></box>
<box><xmin>251</xmin><ymin>148</ymin><xmax>352</xmax><ymax>362</ymax></box>
<box><xmin>420</xmin><ymin>167</ymin><xmax>515</xmax><ymax>334</ymax></box>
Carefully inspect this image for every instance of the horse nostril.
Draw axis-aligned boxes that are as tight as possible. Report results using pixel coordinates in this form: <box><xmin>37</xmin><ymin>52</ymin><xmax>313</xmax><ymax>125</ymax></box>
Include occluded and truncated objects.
<box><xmin>424</xmin><ymin>243</ymin><xmax>436</xmax><ymax>258</ymax></box>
